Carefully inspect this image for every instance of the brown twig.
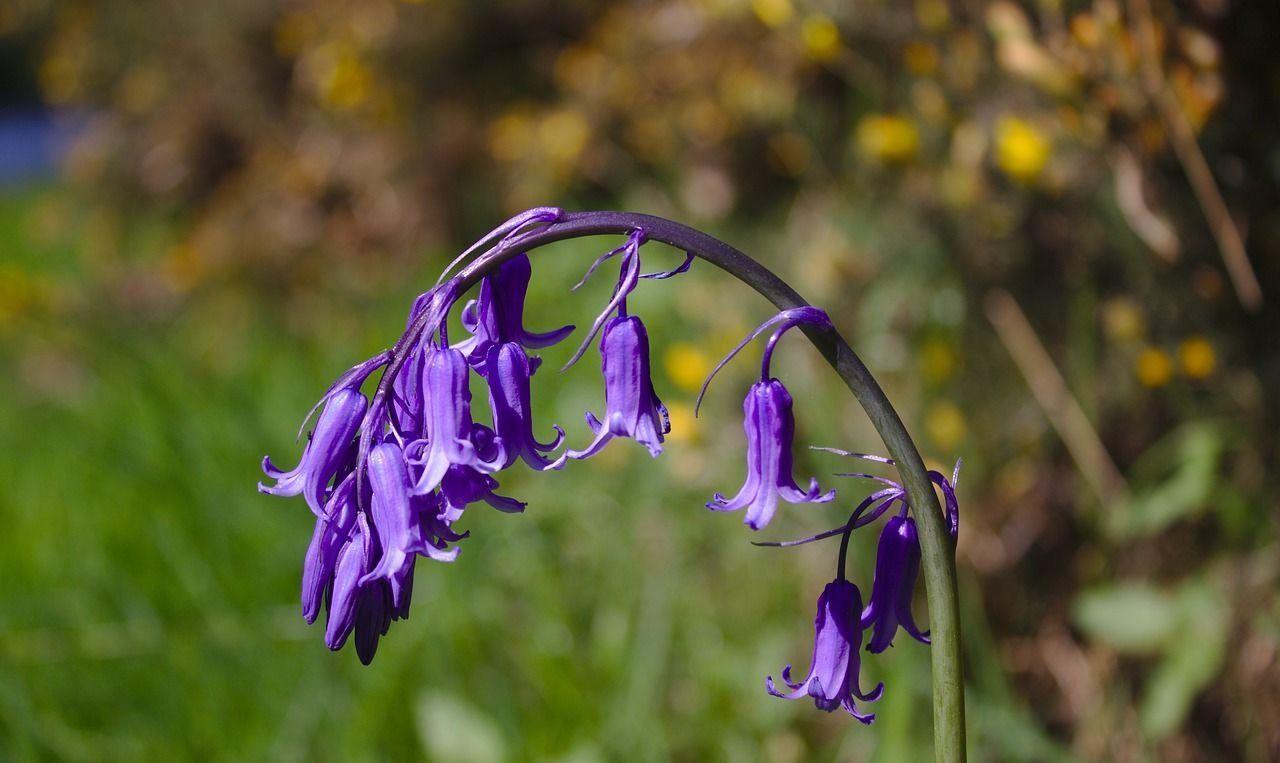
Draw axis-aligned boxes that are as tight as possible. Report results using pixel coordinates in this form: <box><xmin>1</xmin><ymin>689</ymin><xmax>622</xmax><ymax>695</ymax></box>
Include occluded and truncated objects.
<box><xmin>984</xmin><ymin>289</ymin><xmax>1130</xmax><ymax>507</ymax></box>
<box><xmin>1126</xmin><ymin>0</ymin><xmax>1263</xmax><ymax>311</ymax></box>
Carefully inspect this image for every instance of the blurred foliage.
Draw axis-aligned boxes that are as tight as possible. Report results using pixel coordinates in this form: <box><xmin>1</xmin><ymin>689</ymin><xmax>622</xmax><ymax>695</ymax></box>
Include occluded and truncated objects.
<box><xmin>2</xmin><ymin>0</ymin><xmax>1280</xmax><ymax>761</ymax></box>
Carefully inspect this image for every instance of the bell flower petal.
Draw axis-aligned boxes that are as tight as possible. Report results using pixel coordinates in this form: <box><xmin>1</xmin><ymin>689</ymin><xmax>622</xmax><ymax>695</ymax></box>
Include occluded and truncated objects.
<box><xmin>551</xmin><ymin>314</ymin><xmax>668</xmax><ymax>466</ymax></box>
<box><xmin>406</xmin><ymin>346</ymin><xmax>504</xmax><ymax>495</ymax></box>
<box><xmin>455</xmin><ymin>253</ymin><xmax>574</xmax><ymax>369</ymax></box>
<box><xmin>707</xmin><ymin>379</ymin><xmax>834</xmax><ymax>530</ymax></box>
<box><xmin>767</xmin><ymin>578</ymin><xmax>883</xmax><ymax>723</ymax></box>
<box><xmin>300</xmin><ymin>474</ymin><xmax>359</xmax><ymax>624</ymax></box>
<box><xmin>260</xmin><ymin>387</ymin><xmax>367</xmax><ymax>516</ymax></box>
<box><xmin>483</xmin><ymin>342</ymin><xmax>564</xmax><ymax>470</ymax></box>
<box><xmin>862</xmin><ymin>515</ymin><xmax>929</xmax><ymax>653</ymax></box>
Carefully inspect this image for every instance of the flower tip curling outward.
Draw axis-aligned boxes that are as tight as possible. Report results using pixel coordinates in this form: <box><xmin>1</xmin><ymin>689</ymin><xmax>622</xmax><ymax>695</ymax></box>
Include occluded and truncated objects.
<box><xmin>700</xmin><ymin>307</ymin><xmax>835</xmax><ymax>530</ymax></box>
<box><xmin>707</xmin><ymin>378</ymin><xmax>834</xmax><ymax>530</ymax></box>
<box><xmin>553</xmin><ymin>313</ymin><xmax>669</xmax><ymax>465</ymax></box>
<box><xmin>767</xmin><ymin>578</ymin><xmax>884</xmax><ymax>723</ymax></box>
<box><xmin>482</xmin><ymin>341</ymin><xmax>565</xmax><ymax>471</ymax></box>
<box><xmin>259</xmin><ymin>386</ymin><xmax>367</xmax><ymax>516</ymax></box>
<box><xmin>456</xmin><ymin>252</ymin><xmax>575</xmax><ymax>369</ymax></box>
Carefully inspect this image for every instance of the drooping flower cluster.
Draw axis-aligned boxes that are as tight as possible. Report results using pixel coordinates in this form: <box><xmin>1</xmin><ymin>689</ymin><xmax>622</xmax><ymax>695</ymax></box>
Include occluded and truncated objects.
<box><xmin>758</xmin><ymin>449</ymin><xmax>960</xmax><ymax>720</ymax></box>
<box><xmin>259</xmin><ymin>207</ymin><xmax>958</xmax><ymax>726</ymax></box>
<box><xmin>259</xmin><ymin>209</ymin><xmax>693</xmax><ymax>663</ymax></box>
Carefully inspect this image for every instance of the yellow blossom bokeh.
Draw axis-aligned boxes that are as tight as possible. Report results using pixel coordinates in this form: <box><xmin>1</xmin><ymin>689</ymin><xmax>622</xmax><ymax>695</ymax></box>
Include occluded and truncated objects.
<box><xmin>856</xmin><ymin>114</ymin><xmax>921</xmax><ymax>164</ymax></box>
<box><xmin>994</xmin><ymin>116</ymin><xmax>1051</xmax><ymax>183</ymax></box>
<box><xmin>664</xmin><ymin>342</ymin><xmax>714</xmax><ymax>394</ymax></box>
<box><xmin>1136</xmin><ymin>347</ymin><xmax>1174</xmax><ymax>387</ymax></box>
<box><xmin>1178</xmin><ymin>336</ymin><xmax>1216</xmax><ymax>379</ymax></box>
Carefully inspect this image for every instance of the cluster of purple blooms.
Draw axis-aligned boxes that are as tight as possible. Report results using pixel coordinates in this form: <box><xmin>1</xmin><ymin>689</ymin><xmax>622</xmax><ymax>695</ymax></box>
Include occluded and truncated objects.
<box><xmin>259</xmin><ymin>208</ymin><xmax>959</xmax><ymax>722</ymax></box>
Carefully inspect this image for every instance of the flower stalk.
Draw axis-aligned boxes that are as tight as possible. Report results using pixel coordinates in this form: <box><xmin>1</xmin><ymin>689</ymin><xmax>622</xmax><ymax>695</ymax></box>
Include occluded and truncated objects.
<box><xmin>265</xmin><ymin>210</ymin><xmax>966</xmax><ymax>763</ymax></box>
<box><xmin>454</xmin><ymin>211</ymin><xmax>966</xmax><ymax>763</ymax></box>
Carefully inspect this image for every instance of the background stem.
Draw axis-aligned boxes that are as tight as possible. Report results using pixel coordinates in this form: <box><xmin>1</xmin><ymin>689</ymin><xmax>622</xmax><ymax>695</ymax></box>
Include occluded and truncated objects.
<box><xmin>449</xmin><ymin>211</ymin><xmax>966</xmax><ymax>762</ymax></box>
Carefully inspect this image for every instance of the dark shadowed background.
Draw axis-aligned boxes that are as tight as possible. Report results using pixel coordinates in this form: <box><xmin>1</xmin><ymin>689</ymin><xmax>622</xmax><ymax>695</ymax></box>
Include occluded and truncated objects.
<box><xmin>1</xmin><ymin>1</ymin><xmax>1278</xmax><ymax>761</ymax></box>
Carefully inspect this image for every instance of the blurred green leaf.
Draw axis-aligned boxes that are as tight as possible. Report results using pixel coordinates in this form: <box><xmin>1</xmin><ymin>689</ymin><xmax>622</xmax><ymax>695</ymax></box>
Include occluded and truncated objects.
<box><xmin>415</xmin><ymin>692</ymin><xmax>509</xmax><ymax>763</ymax></box>
<box><xmin>1139</xmin><ymin>581</ymin><xmax>1229</xmax><ymax>740</ymax></box>
<box><xmin>1109</xmin><ymin>423</ymin><xmax>1223</xmax><ymax>540</ymax></box>
<box><xmin>1073</xmin><ymin>583</ymin><xmax>1178</xmax><ymax>654</ymax></box>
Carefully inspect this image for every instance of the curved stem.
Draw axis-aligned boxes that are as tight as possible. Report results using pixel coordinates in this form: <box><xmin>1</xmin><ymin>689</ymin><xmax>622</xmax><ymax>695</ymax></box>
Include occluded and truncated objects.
<box><xmin>836</xmin><ymin>525</ymin><xmax>853</xmax><ymax>582</ymax></box>
<box><xmin>450</xmin><ymin>211</ymin><xmax>966</xmax><ymax>763</ymax></box>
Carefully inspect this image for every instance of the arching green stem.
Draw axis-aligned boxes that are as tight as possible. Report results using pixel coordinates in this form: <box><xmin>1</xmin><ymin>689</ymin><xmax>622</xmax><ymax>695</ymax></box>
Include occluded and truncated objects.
<box><xmin>451</xmin><ymin>211</ymin><xmax>966</xmax><ymax>763</ymax></box>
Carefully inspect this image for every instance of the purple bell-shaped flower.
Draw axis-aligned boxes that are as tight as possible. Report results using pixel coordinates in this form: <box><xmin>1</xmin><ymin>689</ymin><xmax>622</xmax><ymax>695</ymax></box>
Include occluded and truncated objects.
<box><xmin>455</xmin><ymin>253</ymin><xmax>575</xmax><ymax>368</ymax></box>
<box><xmin>767</xmin><ymin>578</ymin><xmax>884</xmax><ymax>723</ymax></box>
<box><xmin>259</xmin><ymin>386</ymin><xmax>367</xmax><ymax>516</ymax></box>
<box><xmin>406</xmin><ymin>345</ymin><xmax>504</xmax><ymax>495</ymax></box>
<box><xmin>482</xmin><ymin>341</ymin><xmax>564</xmax><ymax>470</ymax></box>
<box><xmin>862</xmin><ymin>514</ymin><xmax>930</xmax><ymax>653</ymax></box>
<box><xmin>553</xmin><ymin>314</ymin><xmax>669</xmax><ymax>463</ymax></box>
<box><xmin>699</xmin><ymin>307</ymin><xmax>836</xmax><ymax>529</ymax></box>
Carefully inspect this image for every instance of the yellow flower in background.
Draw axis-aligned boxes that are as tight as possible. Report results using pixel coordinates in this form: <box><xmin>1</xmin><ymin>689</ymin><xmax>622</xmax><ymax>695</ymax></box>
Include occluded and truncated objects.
<box><xmin>856</xmin><ymin>115</ymin><xmax>920</xmax><ymax>164</ymax></box>
<box><xmin>317</xmin><ymin>45</ymin><xmax>372</xmax><ymax>111</ymax></box>
<box><xmin>903</xmin><ymin>41</ymin><xmax>940</xmax><ymax>76</ymax></box>
<box><xmin>916</xmin><ymin>0</ymin><xmax>951</xmax><ymax>32</ymax></box>
<box><xmin>919</xmin><ymin>338</ymin><xmax>957</xmax><ymax>384</ymax></box>
<box><xmin>926</xmin><ymin>400</ymin><xmax>967</xmax><ymax>450</ymax></box>
<box><xmin>1101</xmin><ymin>297</ymin><xmax>1145</xmax><ymax>343</ymax></box>
<box><xmin>801</xmin><ymin>14</ymin><xmax>841</xmax><ymax>62</ymax></box>
<box><xmin>538</xmin><ymin>108</ymin><xmax>591</xmax><ymax>168</ymax></box>
<box><xmin>994</xmin><ymin>116</ymin><xmax>1050</xmax><ymax>183</ymax></box>
<box><xmin>664</xmin><ymin>342</ymin><xmax>714</xmax><ymax>393</ymax></box>
<box><xmin>664</xmin><ymin>401</ymin><xmax>701</xmax><ymax>444</ymax></box>
<box><xmin>753</xmin><ymin>0</ymin><xmax>794</xmax><ymax>28</ymax></box>
<box><xmin>490</xmin><ymin>110</ymin><xmax>534</xmax><ymax>162</ymax></box>
<box><xmin>1136</xmin><ymin>347</ymin><xmax>1173</xmax><ymax>387</ymax></box>
<box><xmin>1178</xmin><ymin>336</ymin><xmax>1216</xmax><ymax>379</ymax></box>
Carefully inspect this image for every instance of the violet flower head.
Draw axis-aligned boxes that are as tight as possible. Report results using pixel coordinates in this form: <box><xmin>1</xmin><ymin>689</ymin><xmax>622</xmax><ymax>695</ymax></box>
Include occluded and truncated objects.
<box><xmin>325</xmin><ymin>514</ymin><xmax>375</xmax><ymax>652</ymax></box>
<box><xmin>455</xmin><ymin>253</ymin><xmax>575</xmax><ymax>368</ymax></box>
<box><xmin>405</xmin><ymin>344</ymin><xmax>504</xmax><ymax>496</ymax></box>
<box><xmin>767</xmin><ymin>578</ymin><xmax>884</xmax><ymax>723</ymax></box>
<box><xmin>552</xmin><ymin>229</ymin><xmax>688</xmax><ymax>463</ymax></box>
<box><xmin>362</xmin><ymin>441</ymin><xmax>459</xmax><ymax>608</ymax></box>
<box><xmin>699</xmin><ymin>307</ymin><xmax>836</xmax><ymax>529</ymax></box>
<box><xmin>259</xmin><ymin>386</ymin><xmax>367</xmax><ymax>516</ymax></box>
<box><xmin>757</xmin><ymin>451</ymin><xmax>962</xmax><ymax>657</ymax></box>
<box><xmin>300</xmin><ymin>474</ymin><xmax>359</xmax><ymax>624</ymax></box>
<box><xmin>482</xmin><ymin>341</ymin><xmax>564</xmax><ymax>470</ymax></box>
<box><xmin>439</xmin><ymin>462</ymin><xmax>527</xmax><ymax>516</ymax></box>
<box><xmin>862</xmin><ymin>514</ymin><xmax>929</xmax><ymax>653</ymax></box>
<box><xmin>553</xmin><ymin>313</ymin><xmax>669</xmax><ymax>463</ymax></box>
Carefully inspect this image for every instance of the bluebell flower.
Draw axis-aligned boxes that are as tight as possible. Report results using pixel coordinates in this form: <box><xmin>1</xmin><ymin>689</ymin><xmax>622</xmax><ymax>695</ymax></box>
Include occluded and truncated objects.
<box><xmin>405</xmin><ymin>345</ymin><xmax>505</xmax><ymax>496</ymax></box>
<box><xmin>550</xmin><ymin>229</ymin><xmax>687</xmax><ymax>463</ymax></box>
<box><xmin>259</xmin><ymin>386</ymin><xmax>367</xmax><ymax>516</ymax></box>
<box><xmin>439</xmin><ymin>463</ymin><xmax>527</xmax><ymax>516</ymax></box>
<box><xmin>300</xmin><ymin>473</ymin><xmax>359</xmax><ymax>624</ymax></box>
<box><xmin>363</xmin><ymin>441</ymin><xmax>461</xmax><ymax>607</ymax></box>
<box><xmin>553</xmin><ymin>314</ymin><xmax>669</xmax><ymax>463</ymax></box>
<box><xmin>455</xmin><ymin>253</ymin><xmax>574</xmax><ymax>369</ymax></box>
<box><xmin>758</xmin><ymin>451</ymin><xmax>961</xmax><ymax>658</ymax></box>
<box><xmin>481</xmin><ymin>341</ymin><xmax>564</xmax><ymax>470</ymax></box>
<box><xmin>862</xmin><ymin>514</ymin><xmax>929</xmax><ymax>653</ymax></box>
<box><xmin>767</xmin><ymin>578</ymin><xmax>884</xmax><ymax>722</ymax></box>
<box><xmin>326</xmin><ymin>513</ymin><xmax>375</xmax><ymax>652</ymax></box>
<box><xmin>699</xmin><ymin>307</ymin><xmax>836</xmax><ymax>529</ymax></box>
